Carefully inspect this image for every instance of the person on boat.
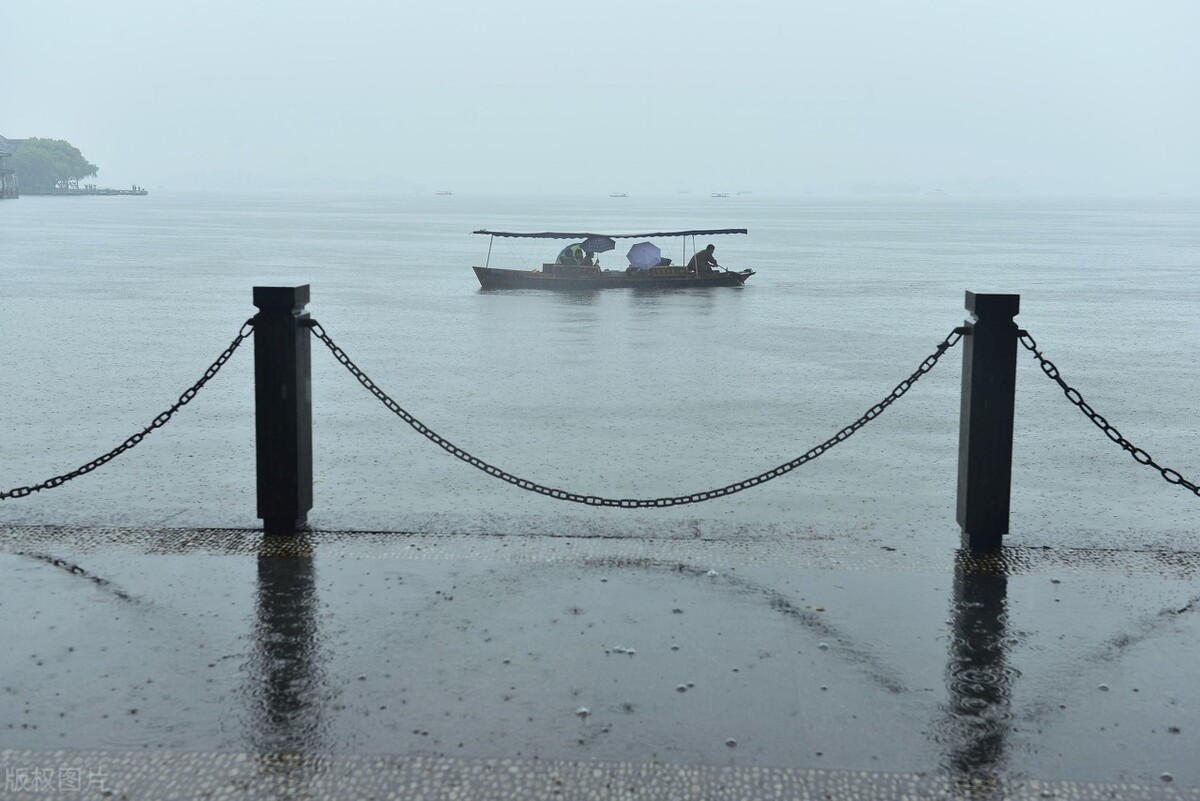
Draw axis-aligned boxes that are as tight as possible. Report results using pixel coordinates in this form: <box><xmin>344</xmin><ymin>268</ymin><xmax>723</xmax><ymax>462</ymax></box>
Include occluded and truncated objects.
<box><xmin>556</xmin><ymin>242</ymin><xmax>587</xmax><ymax>265</ymax></box>
<box><xmin>687</xmin><ymin>244</ymin><xmax>720</xmax><ymax>273</ymax></box>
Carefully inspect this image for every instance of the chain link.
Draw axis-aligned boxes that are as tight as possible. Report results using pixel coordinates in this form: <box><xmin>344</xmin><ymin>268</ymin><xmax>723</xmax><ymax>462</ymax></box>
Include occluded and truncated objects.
<box><xmin>1018</xmin><ymin>329</ymin><xmax>1199</xmax><ymax>497</ymax></box>
<box><xmin>1</xmin><ymin>319</ymin><xmax>255</xmax><ymax>501</ymax></box>
<box><xmin>311</xmin><ymin>322</ymin><xmax>964</xmax><ymax>508</ymax></box>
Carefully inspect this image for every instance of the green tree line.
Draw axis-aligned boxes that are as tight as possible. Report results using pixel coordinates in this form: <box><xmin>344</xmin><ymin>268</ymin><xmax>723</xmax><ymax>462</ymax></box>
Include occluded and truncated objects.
<box><xmin>9</xmin><ymin>138</ymin><xmax>98</xmax><ymax>191</ymax></box>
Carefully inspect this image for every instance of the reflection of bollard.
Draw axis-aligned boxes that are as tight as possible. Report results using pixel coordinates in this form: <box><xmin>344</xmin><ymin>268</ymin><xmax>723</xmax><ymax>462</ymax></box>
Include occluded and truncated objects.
<box><xmin>956</xmin><ymin>291</ymin><xmax>1020</xmax><ymax>550</ymax></box>
<box><xmin>253</xmin><ymin>285</ymin><xmax>313</xmax><ymax>536</ymax></box>
<box><xmin>945</xmin><ymin>552</ymin><xmax>1012</xmax><ymax>775</ymax></box>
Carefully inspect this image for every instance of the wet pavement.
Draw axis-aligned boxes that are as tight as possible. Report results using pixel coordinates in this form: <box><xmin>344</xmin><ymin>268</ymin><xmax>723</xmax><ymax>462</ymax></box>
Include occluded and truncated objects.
<box><xmin>1</xmin><ymin>525</ymin><xmax>1198</xmax><ymax>800</ymax></box>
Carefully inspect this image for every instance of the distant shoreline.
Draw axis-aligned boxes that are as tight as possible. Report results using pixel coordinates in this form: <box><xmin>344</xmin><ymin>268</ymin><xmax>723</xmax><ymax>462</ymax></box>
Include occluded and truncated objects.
<box><xmin>22</xmin><ymin>186</ymin><xmax>148</xmax><ymax>196</ymax></box>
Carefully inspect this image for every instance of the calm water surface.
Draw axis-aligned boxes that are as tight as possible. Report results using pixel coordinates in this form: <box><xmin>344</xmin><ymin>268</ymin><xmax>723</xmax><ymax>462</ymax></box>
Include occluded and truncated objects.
<box><xmin>3</xmin><ymin>191</ymin><xmax>1198</xmax><ymax>550</ymax></box>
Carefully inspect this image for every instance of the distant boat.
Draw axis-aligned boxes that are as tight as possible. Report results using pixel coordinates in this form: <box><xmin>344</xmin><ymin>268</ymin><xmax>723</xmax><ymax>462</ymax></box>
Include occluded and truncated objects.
<box><xmin>926</xmin><ymin>189</ymin><xmax>945</xmax><ymax>196</ymax></box>
<box><xmin>736</xmin><ymin>190</ymin><xmax>752</xmax><ymax>195</ymax></box>
<box><xmin>609</xmin><ymin>192</ymin><xmax>628</xmax><ymax>198</ymax></box>
<box><xmin>436</xmin><ymin>190</ymin><xmax>453</xmax><ymax>195</ymax></box>
<box><xmin>711</xmin><ymin>192</ymin><xmax>730</xmax><ymax>198</ymax></box>
<box><xmin>471</xmin><ymin>227</ymin><xmax>755</xmax><ymax>290</ymax></box>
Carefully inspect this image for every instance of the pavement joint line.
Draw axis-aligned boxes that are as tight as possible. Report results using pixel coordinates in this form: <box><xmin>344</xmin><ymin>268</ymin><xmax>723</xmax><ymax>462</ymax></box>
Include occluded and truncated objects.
<box><xmin>2</xmin><ymin>524</ymin><xmax>1199</xmax><ymax>578</ymax></box>
<box><xmin>1</xmin><ymin>749</ymin><xmax>1195</xmax><ymax>801</ymax></box>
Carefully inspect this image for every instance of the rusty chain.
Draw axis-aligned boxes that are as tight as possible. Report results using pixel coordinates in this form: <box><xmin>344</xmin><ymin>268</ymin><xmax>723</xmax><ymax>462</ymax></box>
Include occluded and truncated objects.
<box><xmin>1018</xmin><ymin>329</ymin><xmax>1199</xmax><ymax>497</ymax></box>
<box><xmin>0</xmin><ymin>319</ymin><xmax>255</xmax><ymax>501</ymax></box>
<box><xmin>310</xmin><ymin>321</ymin><xmax>965</xmax><ymax>507</ymax></box>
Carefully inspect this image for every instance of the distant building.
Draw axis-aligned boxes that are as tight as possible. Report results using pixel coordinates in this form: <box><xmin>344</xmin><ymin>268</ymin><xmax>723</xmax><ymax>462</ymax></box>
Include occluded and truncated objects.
<box><xmin>0</xmin><ymin>135</ymin><xmax>20</xmax><ymax>198</ymax></box>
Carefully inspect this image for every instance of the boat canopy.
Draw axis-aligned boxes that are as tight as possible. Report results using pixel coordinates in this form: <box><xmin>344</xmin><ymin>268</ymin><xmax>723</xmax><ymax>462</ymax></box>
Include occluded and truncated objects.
<box><xmin>474</xmin><ymin>228</ymin><xmax>747</xmax><ymax>239</ymax></box>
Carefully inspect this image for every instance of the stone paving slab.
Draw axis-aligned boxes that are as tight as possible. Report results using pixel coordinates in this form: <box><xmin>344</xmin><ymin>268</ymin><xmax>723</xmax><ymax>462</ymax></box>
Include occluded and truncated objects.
<box><xmin>1</xmin><ymin>526</ymin><xmax>1198</xmax><ymax>800</ymax></box>
<box><xmin>3</xmin><ymin>750</ymin><xmax>1198</xmax><ymax>801</ymax></box>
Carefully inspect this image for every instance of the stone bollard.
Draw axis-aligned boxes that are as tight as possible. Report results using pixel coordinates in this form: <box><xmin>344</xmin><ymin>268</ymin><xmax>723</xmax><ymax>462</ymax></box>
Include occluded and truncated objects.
<box><xmin>253</xmin><ymin>285</ymin><xmax>313</xmax><ymax>536</ymax></box>
<box><xmin>956</xmin><ymin>291</ymin><xmax>1020</xmax><ymax>550</ymax></box>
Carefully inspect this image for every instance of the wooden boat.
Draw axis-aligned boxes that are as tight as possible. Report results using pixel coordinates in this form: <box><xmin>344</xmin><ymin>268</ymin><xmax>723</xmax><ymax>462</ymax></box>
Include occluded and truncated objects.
<box><xmin>472</xmin><ymin>228</ymin><xmax>755</xmax><ymax>291</ymax></box>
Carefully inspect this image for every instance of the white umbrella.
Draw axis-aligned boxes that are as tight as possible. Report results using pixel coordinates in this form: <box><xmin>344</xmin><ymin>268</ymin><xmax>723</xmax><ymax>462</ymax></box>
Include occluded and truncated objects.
<box><xmin>626</xmin><ymin>241</ymin><xmax>661</xmax><ymax>270</ymax></box>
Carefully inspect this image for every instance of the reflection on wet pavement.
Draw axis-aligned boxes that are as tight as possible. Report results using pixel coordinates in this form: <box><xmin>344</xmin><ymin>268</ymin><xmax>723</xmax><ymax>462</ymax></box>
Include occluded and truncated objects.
<box><xmin>246</xmin><ymin>536</ymin><xmax>334</xmax><ymax>787</ymax></box>
<box><xmin>938</xmin><ymin>556</ymin><xmax>1016</xmax><ymax>783</ymax></box>
<box><xmin>1</xmin><ymin>525</ymin><xmax>1197</xmax><ymax>800</ymax></box>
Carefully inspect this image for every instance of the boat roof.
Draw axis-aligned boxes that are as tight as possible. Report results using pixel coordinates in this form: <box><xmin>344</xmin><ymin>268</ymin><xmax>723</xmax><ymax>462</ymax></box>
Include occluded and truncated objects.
<box><xmin>474</xmin><ymin>228</ymin><xmax>747</xmax><ymax>239</ymax></box>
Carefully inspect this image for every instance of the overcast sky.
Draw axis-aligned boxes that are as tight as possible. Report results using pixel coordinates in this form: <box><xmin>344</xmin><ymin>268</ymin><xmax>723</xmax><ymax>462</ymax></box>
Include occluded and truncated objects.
<box><xmin>5</xmin><ymin>1</ymin><xmax>1198</xmax><ymax>194</ymax></box>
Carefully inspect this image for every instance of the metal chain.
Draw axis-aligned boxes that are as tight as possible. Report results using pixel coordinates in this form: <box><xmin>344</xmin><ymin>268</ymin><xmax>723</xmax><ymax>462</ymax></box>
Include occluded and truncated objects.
<box><xmin>1018</xmin><ymin>329</ymin><xmax>1199</xmax><ymax>497</ymax></box>
<box><xmin>310</xmin><ymin>321</ymin><xmax>965</xmax><ymax>508</ymax></box>
<box><xmin>0</xmin><ymin>319</ymin><xmax>256</xmax><ymax>501</ymax></box>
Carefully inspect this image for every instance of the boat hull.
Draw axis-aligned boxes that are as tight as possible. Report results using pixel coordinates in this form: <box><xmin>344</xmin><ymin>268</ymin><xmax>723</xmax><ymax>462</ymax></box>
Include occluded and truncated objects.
<box><xmin>473</xmin><ymin>266</ymin><xmax>754</xmax><ymax>291</ymax></box>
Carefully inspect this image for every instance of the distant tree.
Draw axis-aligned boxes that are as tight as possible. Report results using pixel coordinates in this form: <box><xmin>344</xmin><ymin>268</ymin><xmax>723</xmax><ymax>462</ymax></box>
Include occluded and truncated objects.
<box><xmin>9</xmin><ymin>138</ymin><xmax>99</xmax><ymax>191</ymax></box>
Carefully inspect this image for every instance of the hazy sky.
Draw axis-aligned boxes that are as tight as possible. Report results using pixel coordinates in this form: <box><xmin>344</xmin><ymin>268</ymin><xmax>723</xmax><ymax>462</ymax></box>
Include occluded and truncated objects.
<box><xmin>5</xmin><ymin>1</ymin><xmax>1198</xmax><ymax>194</ymax></box>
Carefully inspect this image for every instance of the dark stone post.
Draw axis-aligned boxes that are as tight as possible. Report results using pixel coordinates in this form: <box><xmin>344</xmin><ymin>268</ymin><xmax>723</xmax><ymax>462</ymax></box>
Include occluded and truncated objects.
<box><xmin>253</xmin><ymin>285</ymin><xmax>313</xmax><ymax>536</ymax></box>
<box><xmin>956</xmin><ymin>291</ymin><xmax>1020</xmax><ymax>550</ymax></box>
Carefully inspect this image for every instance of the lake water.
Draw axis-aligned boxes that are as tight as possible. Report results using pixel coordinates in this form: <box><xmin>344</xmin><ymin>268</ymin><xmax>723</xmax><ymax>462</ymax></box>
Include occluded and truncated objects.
<box><xmin>2</xmin><ymin>191</ymin><xmax>1198</xmax><ymax>551</ymax></box>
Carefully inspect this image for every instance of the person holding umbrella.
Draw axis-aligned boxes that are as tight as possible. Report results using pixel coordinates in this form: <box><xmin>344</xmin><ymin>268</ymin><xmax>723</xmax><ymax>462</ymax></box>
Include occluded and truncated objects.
<box><xmin>580</xmin><ymin>235</ymin><xmax>616</xmax><ymax>267</ymax></box>
<box><xmin>687</xmin><ymin>243</ymin><xmax>720</xmax><ymax>274</ymax></box>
